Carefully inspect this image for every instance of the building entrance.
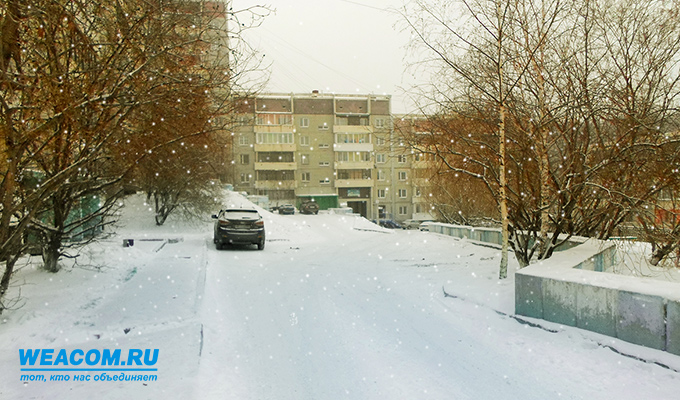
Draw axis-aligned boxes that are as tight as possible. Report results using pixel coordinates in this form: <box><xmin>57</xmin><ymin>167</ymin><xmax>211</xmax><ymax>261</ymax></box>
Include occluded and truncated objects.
<box><xmin>347</xmin><ymin>201</ymin><xmax>367</xmax><ymax>218</ymax></box>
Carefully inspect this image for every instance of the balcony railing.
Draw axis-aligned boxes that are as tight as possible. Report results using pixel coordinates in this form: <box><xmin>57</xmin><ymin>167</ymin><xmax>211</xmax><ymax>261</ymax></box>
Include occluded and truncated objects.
<box><xmin>334</xmin><ymin>179</ymin><xmax>374</xmax><ymax>188</ymax></box>
<box><xmin>254</xmin><ymin>162</ymin><xmax>297</xmax><ymax>170</ymax></box>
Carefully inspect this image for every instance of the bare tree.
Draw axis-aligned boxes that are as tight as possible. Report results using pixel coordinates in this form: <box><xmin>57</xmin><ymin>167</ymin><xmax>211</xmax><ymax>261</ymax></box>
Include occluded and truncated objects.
<box><xmin>399</xmin><ymin>0</ymin><xmax>680</xmax><ymax>270</ymax></box>
<box><xmin>400</xmin><ymin>0</ymin><xmax>561</xmax><ymax>276</ymax></box>
<box><xmin>0</xmin><ymin>0</ymin><xmax>270</xmax><ymax>311</ymax></box>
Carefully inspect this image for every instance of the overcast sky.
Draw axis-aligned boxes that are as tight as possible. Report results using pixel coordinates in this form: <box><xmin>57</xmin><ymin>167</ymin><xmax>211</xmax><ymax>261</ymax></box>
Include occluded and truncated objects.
<box><xmin>231</xmin><ymin>0</ymin><xmax>415</xmax><ymax>113</ymax></box>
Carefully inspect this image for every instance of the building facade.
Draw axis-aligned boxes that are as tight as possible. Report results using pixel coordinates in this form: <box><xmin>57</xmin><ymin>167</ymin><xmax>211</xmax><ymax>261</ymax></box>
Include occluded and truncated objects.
<box><xmin>231</xmin><ymin>92</ymin><xmax>432</xmax><ymax>222</ymax></box>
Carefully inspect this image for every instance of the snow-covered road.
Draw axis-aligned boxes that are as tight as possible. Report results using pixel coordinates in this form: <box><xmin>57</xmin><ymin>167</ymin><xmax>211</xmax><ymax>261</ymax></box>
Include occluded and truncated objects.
<box><xmin>2</xmin><ymin>193</ymin><xmax>680</xmax><ymax>399</ymax></box>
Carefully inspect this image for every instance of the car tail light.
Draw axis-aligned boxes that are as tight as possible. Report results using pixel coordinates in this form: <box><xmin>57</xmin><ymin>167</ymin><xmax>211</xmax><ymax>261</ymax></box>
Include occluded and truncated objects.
<box><xmin>255</xmin><ymin>220</ymin><xmax>264</xmax><ymax>227</ymax></box>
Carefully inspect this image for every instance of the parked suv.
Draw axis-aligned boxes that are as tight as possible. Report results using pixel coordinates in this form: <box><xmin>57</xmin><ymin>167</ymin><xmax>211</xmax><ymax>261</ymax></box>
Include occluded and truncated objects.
<box><xmin>278</xmin><ymin>204</ymin><xmax>295</xmax><ymax>215</ymax></box>
<box><xmin>212</xmin><ymin>208</ymin><xmax>265</xmax><ymax>250</ymax></box>
<box><xmin>299</xmin><ymin>200</ymin><xmax>319</xmax><ymax>215</ymax></box>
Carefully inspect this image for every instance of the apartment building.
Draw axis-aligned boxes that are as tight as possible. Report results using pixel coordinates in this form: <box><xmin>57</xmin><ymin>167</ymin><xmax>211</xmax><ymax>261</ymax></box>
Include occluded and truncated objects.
<box><xmin>230</xmin><ymin>91</ymin><xmax>432</xmax><ymax>222</ymax></box>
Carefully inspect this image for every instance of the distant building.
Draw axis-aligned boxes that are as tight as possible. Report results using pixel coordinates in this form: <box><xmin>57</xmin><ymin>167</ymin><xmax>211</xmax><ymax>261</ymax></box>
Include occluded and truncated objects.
<box><xmin>230</xmin><ymin>91</ymin><xmax>433</xmax><ymax>222</ymax></box>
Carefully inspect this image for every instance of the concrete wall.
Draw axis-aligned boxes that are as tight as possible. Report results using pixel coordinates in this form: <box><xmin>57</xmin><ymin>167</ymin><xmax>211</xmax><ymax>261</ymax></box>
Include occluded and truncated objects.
<box><xmin>427</xmin><ymin>222</ymin><xmax>680</xmax><ymax>355</ymax></box>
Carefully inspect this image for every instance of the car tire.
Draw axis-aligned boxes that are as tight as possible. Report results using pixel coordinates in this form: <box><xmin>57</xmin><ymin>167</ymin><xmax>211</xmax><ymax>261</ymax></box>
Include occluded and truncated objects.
<box><xmin>216</xmin><ymin>242</ymin><xmax>223</xmax><ymax>250</ymax></box>
<box><xmin>257</xmin><ymin>239</ymin><xmax>265</xmax><ymax>250</ymax></box>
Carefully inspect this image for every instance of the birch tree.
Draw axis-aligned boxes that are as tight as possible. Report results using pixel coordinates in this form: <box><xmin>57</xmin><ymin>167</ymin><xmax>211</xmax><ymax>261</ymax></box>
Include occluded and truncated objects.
<box><xmin>401</xmin><ymin>0</ymin><xmax>560</xmax><ymax>277</ymax></box>
<box><xmin>400</xmin><ymin>0</ymin><xmax>680</xmax><ymax>269</ymax></box>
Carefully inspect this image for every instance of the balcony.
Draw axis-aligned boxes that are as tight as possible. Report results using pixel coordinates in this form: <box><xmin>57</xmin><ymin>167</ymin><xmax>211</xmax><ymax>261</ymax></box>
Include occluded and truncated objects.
<box><xmin>333</xmin><ymin>125</ymin><xmax>373</xmax><ymax>134</ymax></box>
<box><xmin>255</xmin><ymin>180</ymin><xmax>298</xmax><ymax>190</ymax></box>
<box><xmin>335</xmin><ymin>179</ymin><xmax>374</xmax><ymax>188</ymax></box>
<box><xmin>333</xmin><ymin>143</ymin><xmax>373</xmax><ymax>153</ymax></box>
<box><xmin>253</xmin><ymin>143</ymin><xmax>296</xmax><ymax>152</ymax></box>
<box><xmin>334</xmin><ymin>161</ymin><xmax>373</xmax><ymax>170</ymax></box>
<box><xmin>254</xmin><ymin>124</ymin><xmax>294</xmax><ymax>134</ymax></box>
<box><xmin>254</xmin><ymin>162</ymin><xmax>297</xmax><ymax>170</ymax></box>
<box><xmin>411</xmin><ymin>160</ymin><xmax>431</xmax><ymax>169</ymax></box>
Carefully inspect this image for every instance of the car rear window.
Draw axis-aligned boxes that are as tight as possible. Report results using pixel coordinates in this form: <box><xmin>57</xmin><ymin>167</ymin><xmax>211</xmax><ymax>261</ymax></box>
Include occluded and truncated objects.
<box><xmin>222</xmin><ymin>209</ymin><xmax>260</xmax><ymax>219</ymax></box>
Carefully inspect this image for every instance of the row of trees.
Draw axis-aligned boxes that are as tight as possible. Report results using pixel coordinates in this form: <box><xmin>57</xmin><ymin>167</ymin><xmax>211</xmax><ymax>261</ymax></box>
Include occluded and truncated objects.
<box><xmin>0</xmin><ymin>0</ymin><xmax>269</xmax><ymax>312</ymax></box>
<box><xmin>398</xmin><ymin>0</ymin><xmax>680</xmax><ymax>276</ymax></box>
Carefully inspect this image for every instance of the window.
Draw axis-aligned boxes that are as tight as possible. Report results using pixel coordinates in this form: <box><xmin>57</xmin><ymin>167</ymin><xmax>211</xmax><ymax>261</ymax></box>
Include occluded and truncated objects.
<box><xmin>319</xmin><ymin>123</ymin><xmax>329</xmax><ymax>130</ymax></box>
<box><xmin>337</xmin><ymin>169</ymin><xmax>371</xmax><ymax>180</ymax></box>
<box><xmin>335</xmin><ymin>133</ymin><xmax>370</xmax><ymax>144</ymax></box>
<box><xmin>238</xmin><ymin>135</ymin><xmax>249</xmax><ymax>146</ymax></box>
<box><xmin>300</xmin><ymin>136</ymin><xmax>310</xmax><ymax>146</ymax></box>
<box><xmin>320</xmin><ymin>178</ymin><xmax>330</xmax><ymax>184</ymax></box>
<box><xmin>415</xmin><ymin>187</ymin><xmax>421</xmax><ymax>197</ymax></box>
<box><xmin>237</xmin><ymin>116</ymin><xmax>251</xmax><ymax>126</ymax></box>
<box><xmin>336</xmin><ymin>116</ymin><xmax>368</xmax><ymax>126</ymax></box>
<box><xmin>256</xmin><ymin>113</ymin><xmax>292</xmax><ymax>125</ymax></box>
<box><xmin>257</xmin><ymin>170</ymin><xmax>295</xmax><ymax>181</ymax></box>
<box><xmin>301</xmin><ymin>154</ymin><xmax>310</xmax><ymax>165</ymax></box>
<box><xmin>398</xmin><ymin>206</ymin><xmax>408</xmax><ymax>215</ymax></box>
<box><xmin>375</xmin><ymin>118</ymin><xmax>385</xmax><ymax>128</ymax></box>
<box><xmin>239</xmin><ymin>154</ymin><xmax>250</xmax><ymax>165</ymax></box>
<box><xmin>378</xmin><ymin>189</ymin><xmax>386</xmax><ymax>198</ymax></box>
<box><xmin>377</xmin><ymin>170</ymin><xmax>385</xmax><ymax>181</ymax></box>
<box><xmin>240</xmin><ymin>173</ymin><xmax>251</xmax><ymax>183</ymax></box>
<box><xmin>376</xmin><ymin>154</ymin><xmax>386</xmax><ymax>163</ymax></box>
<box><xmin>300</xmin><ymin>117</ymin><xmax>310</xmax><ymax>128</ymax></box>
<box><xmin>301</xmin><ymin>172</ymin><xmax>311</xmax><ymax>182</ymax></box>
<box><xmin>399</xmin><ymin>171</ymin><xmax>407</xmax><ymax>181</ymax></box>
<box><xmin>256</xmin><ymin>152</ymin><xmax>294</xmax><ymax>162</ymax></box>
<box><xmin>319</xmin><ymin>144</ymin><xmax>330</xmax><ymax>149</ymax></box>
<box><xmin>398</xmin><ymin>155</ymin><xmax>407</xmax><ymax>163</ymax></box>
<box><xmin>375</xmin><ymin>137</ymin><xmax>385</xmax><ymax>146</ymax></box>
<box><xmin>319</xmin><ymin>161</ymin><xmax>330</xmax><ymax>167</ymax></box>
<box><xmin>336</xmin><ymin>152</ymin><xmax>370</xmax><ymax>162</ymax></box>
<box><xmin>398</xmin><ymin>189</ymin><xmax>407</xmax><ymax>198</ymax></box>
<box><xmin>256</xmin><ymin>132</ymin><xmax>294</xmax><ymax>144</ymax></box>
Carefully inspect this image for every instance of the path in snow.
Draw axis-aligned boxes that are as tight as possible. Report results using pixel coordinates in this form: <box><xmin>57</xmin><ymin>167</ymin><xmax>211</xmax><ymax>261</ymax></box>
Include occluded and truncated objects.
<box><xmin>2</xmin><ymin>193</ymin><xmax>680</xmax><ymax>399</ymax></box>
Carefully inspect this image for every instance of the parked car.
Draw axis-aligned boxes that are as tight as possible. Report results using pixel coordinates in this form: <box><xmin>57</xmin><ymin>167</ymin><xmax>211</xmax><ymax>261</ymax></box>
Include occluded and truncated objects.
<box><xmin>299</xmin><ymin>200</ymin><xmax>319</xmax><ymax>215</ymax></box>
<box><xmin>419</xmin><ymin>221</ymin><xmax>434</xmax><ymax>231</ymax></box>
<box><xmin>278</xmin><ymin>204</ymin><xmax>295</xmax><ymax>215</ymax></box>
<box><xmin>375</xmin><ymin>219</ymin><xmax>405</xmax><ymax>229</ymax></box>
<box><xmin>402</xmin><ymin>219</ymin><xmax>434</xmax><ymax>229</ymax></box>
<box><xmin>212</xmin><ymin>208</ymin><xmax>265</xmax><ymax>250</ymax></box>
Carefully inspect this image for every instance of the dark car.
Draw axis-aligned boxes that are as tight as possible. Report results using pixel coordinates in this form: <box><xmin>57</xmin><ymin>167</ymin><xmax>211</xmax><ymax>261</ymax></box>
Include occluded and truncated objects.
<box><xmin>212</xmin><ymin>208</ymin><xmax>265</xmax><ymax>250</ymax></box>
<box><xmin>376</xmin><ymin>219</ymin><xmax>404</xmax><ymax>229</ymax></box>
<box><xmin>278</xmin><ymin>204</ymin><xmax>295</xmax><ymax>215</ymax></box>
<box><xmin>299</xmin><ymin>201</ymin><xmax>319</xmax><ymax>215</ymax></box>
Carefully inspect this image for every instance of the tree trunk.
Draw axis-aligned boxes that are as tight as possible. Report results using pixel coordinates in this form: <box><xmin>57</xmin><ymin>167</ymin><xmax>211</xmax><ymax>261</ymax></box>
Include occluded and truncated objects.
<box><xmin>41</xmin><ymin>232</ymin><xmax>62</xmax><ymax>273</ymax></box>
<box><xmin>498</xmin><ymin>0</ymin><xmax>509</xmax><ymax>279</ymax></box>
<box><xmin>0</xmin><ymin>256</ymin><xmax>19</xmax><ymax>314</ymax></box>
<box><xmin>499</xmin><ymin>101</ymin><xmax>509</xmax><ymax>279</ymax></box>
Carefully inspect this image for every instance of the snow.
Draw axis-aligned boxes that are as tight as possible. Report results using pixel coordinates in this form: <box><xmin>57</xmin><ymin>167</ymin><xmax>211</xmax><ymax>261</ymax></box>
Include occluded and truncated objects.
<box><xmin>2</xmin><ymin>192</ymin><xmax>680</xmax><ymax>399</ymax></box>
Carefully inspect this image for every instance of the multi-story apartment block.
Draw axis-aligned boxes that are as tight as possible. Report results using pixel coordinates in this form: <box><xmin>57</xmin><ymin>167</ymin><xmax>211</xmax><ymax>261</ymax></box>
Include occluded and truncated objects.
<box><xmin>231</xmin><ymin>91</ymin><xmax>433</xmax><ymax>222</ymax></box>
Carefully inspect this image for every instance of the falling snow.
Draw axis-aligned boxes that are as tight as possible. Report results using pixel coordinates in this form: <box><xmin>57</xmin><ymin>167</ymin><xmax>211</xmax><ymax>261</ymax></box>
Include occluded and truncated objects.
<box><xmin>0</xmin><ymin>192</ymin><xmax>679</xmax><ymax>399</ymax></box>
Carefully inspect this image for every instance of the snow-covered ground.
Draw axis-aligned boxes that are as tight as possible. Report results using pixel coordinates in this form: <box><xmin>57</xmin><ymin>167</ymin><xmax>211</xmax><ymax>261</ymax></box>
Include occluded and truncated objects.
<box><xmin>607</xmin><ymin>241</ymin><xmax>680</xmax><ymax>282</ymax></box>
<box><xmin>2</xmin><ymin>192</ymin><xmax>680</xmax><ymax>399</ymax></box>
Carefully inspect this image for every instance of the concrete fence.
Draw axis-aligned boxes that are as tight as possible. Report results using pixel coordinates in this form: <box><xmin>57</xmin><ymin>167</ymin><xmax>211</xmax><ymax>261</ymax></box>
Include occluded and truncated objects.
<box><xmin>427</xmin><ymin>222</ymin><xmax>680</xmax><ymax>355</ymax></box>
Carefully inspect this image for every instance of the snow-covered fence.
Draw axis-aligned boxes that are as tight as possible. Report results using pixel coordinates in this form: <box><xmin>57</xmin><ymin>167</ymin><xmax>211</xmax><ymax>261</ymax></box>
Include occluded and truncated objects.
<box><xmin>516</xmin><ymin>240</ymin><xmax>680</xmax><ymax>355</ymax></box>
<box><xmin>427</xmin><ymin>222</ymin><xmax>680</xmax><ymax>355</ymax></box>
<box><xmin>427</xmin><ymin>223</ymin><xmax>503</xmax><ymax>246</ymax></box>
<box><xmin>425</xmin><ymin>222</ymin><xmax>582</xmax><ymax>252</ymax></box>
<box><xmin>425</xmin><ymin>223</ymin><xmax>507</xmax><ymax>250</ymax></box>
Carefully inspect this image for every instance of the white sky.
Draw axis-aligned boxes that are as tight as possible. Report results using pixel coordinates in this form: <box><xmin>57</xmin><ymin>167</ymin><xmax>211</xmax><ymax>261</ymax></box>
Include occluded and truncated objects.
<box><xmin>231</xmin><ymin>0</ymin><xmax>415</xmax><ymax>113</ymax></box>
